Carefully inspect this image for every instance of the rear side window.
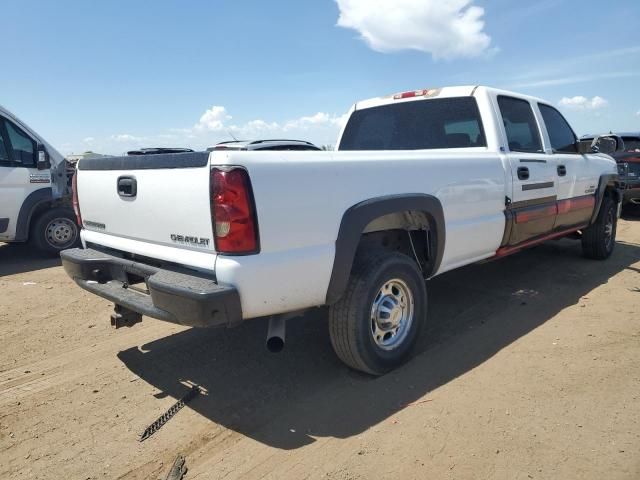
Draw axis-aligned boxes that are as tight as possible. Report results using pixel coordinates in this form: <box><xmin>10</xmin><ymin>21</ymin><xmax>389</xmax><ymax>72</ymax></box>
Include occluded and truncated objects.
<box><xmin>497</xmin><ymin>96</ymin><xmax>543</xmax><ymax>153</ymax></box>
<box><xmin>538</xmin><ymin>104</ymin><xmax>578</xmax><ymax>153</ymax></box>
<box><xmin>339</xmin><ymin>97</ymin><xmax>486</xmax><ymax>150</ymax></box>
<box><xmin>5</xmin><ymin>120</ymin><xmax>36</xmax><ymax>166</ymax></box>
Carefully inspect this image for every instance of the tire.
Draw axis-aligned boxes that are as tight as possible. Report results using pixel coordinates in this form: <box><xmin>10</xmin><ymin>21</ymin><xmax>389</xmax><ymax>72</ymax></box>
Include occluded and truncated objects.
<box><xmin>328</xmin><ymin>250</ymin><xmax>427</xmax><ymax>375</ymax></box>
<box><xmin>30</xmin><ymin>207</ymin><xmax>80</xmax><ymax>255</ymax></box>
<box><xmin>582</xmin><ymin>195</ymin><xmax>617</xmax><ymax>260</ymax></box>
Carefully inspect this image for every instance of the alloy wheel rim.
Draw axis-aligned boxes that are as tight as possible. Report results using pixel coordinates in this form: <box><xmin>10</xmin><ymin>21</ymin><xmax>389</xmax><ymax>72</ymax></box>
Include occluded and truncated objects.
<box><xmin>604</xmin><ymin>209</ymin><xmax>614</xmax><ymax>250</ymax></box>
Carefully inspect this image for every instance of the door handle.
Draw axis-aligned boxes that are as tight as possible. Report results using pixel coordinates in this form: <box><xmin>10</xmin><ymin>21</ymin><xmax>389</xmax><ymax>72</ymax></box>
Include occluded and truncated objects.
<box><xmin>517</xmin><ymin>166</ymin><xmax>530</xmax><ymax>180</ymax></box>
<box><xmin>557</xmin><ymin>165</ymin><xmax>567</xmax><ymax>176</ymax></box>
<box><xmin>117</xmin><ymin>176</ymin><xmax>137</xmax><ymax>197</ymax></box>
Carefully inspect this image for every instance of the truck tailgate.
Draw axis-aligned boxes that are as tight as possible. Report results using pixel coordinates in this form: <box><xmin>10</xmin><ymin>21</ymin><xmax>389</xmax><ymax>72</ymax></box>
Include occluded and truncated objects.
<box><xmin>76</xmin><ymin>152</ymin><xmax>216</xmax><ymax>266</ymax></box>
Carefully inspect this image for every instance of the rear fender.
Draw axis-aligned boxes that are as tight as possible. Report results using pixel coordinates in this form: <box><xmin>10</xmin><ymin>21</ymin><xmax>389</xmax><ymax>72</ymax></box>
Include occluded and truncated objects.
<box><xmin>325</xmin><ymin>194</ymin><xmax>445</xmax><ymax>304</ymax></box>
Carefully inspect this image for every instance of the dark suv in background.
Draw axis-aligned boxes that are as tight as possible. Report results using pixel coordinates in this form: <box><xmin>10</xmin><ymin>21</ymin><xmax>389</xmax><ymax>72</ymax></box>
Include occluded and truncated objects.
<box><xmin>582</xmin><ymin>132</ymin><xmax>640</xmax><ymax>209</ymax></box>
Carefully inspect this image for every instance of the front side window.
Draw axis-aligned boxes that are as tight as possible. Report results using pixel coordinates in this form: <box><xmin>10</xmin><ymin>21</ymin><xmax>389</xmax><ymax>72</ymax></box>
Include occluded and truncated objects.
<box><xmin>339</xmin><ymin>97</ymin><xmax>486</xmax><ymax>150</ymax></box>
<box><xmin>538</xmin><ymin>104</ymin><xmax>578</xmax><ymax>153</ymax></box>
<box><xmin>0</xmin><ymin>121</ymin><xmax>9</xmax><ymax>163</ymax></box>
<box><xmin>497</xmin><ymin>96</ymin><xmax>543</xmax><ymax>153</ymax></box>
<box><xmin>5</xmin><ymin>120</ymin><xmax>36</xmax><ymax>166</ymax></box>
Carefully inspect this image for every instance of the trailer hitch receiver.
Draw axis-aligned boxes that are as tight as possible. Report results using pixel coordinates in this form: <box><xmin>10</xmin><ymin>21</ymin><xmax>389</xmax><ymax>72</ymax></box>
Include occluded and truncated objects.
<box><xmin>110</xmin><ymin>304</ymin><xmax>142</xmax><ymax>329</ymax></box>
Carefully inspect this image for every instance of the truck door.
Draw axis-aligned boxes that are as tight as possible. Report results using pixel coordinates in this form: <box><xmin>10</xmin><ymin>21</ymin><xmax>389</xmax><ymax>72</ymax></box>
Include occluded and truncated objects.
<box><xmin>537</xmin><ymin>103</ymin><xmax>596</xmax><ymax>230</ymax></box>
<box><xmin>0</xmin><ymin>116</ymin><xmax>48</xmax><ymax>241</ymax></box>
<box><xmin>496</xmin><ymin>95</ymin><xmax>558</xmax><ymax>245</ymax></box>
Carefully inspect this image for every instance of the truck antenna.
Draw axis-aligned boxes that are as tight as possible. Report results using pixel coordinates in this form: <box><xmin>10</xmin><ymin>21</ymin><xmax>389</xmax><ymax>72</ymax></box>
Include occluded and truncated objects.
<box><xmin>227</xmin><ymin>130</ymin><xmax>239</xmax><ymax>141</ymax></box>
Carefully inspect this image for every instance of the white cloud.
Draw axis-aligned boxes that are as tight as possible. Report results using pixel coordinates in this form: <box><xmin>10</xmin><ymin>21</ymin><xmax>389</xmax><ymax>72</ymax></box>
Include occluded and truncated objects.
<box><xmin>636</xmin><ymin>110</ymin><xmax>640</xmax><ymax>117</ymax></box>
<box><xmin>82</xmin><ymin>137</ymin><xmax>95</xmax><ymax>144</ymax></box>
<box><xmin>558</xmin><ymin>96</ymin><xmax>609</xmax><ymax>110</ymax></box>
<box><xmin>335</xmin><ymin>0</ymin><xmax>493</xmax><ymax>60</ymax></box>
<box><xmin>110</xmin><ymin>133</ymin><xmax>143</xmax><ymax>142</ymax></box>
<box><xmin>283</xmin><ymin>112</ymin><xmax>348</xmax><ymax>131</ymax></box>
<box><xmin>195</xmin><ymin>105</ymin><xmax>232</xmax><ymax>131</ymax></box>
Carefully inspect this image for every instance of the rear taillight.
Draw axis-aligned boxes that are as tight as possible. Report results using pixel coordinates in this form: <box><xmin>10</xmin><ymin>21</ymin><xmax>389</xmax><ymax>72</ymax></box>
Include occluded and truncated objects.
<box><xmin>71</xmin><ymin>171</ymin><xmax>82</xmax><ymax>226</ymax></box>
<box><xmin>210</xmin><ymin>168</ymin><xmax>259</xmax><ymax>254</ymax></box>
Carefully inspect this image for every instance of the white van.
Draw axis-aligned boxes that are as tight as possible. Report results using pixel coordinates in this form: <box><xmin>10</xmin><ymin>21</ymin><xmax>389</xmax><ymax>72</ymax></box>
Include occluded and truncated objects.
<box><xmin>0</xmin><ymin>105</ymin><xmax>79</xmax><ymax>254</ymax></box>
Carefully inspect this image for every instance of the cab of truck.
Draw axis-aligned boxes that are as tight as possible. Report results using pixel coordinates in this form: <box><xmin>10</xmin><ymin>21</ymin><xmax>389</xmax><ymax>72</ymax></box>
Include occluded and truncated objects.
<box><xmin>0</xmin><ymin>105</ymin><xmax>80</xmax><ymax>253</ymax></box>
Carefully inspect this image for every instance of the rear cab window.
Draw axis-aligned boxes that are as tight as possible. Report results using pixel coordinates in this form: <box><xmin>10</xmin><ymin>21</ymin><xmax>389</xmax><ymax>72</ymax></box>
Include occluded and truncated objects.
<box><xmin>339</xmin><ymin>97</ymin><xmax>486</xmax><ymax>150</ymax></box>
<box><xmin>497</xmin><ymin>96</ymin><xmax>543</xmax><ymax>153</ymax></box>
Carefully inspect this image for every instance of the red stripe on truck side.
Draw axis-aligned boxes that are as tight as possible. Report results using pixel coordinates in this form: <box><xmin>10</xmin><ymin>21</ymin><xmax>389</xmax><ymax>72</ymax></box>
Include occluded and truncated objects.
<box><xmin>515</xmin><ymin>204</ymin><xmax>557</xmax><ymax>223</ymax></box>
<box><xmin>556</xmin><ymin>195</ymin><xmax>595</xmax><ymax>214</ymax></box>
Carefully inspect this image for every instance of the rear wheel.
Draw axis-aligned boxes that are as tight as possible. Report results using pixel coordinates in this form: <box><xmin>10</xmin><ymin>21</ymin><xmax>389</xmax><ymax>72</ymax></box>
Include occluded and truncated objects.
<box><xmin>582</xmin><ymin>195</ymin><xmax>617</xmax><ymax>260</ymax></box>
<box><xmin>328</xmin><ymin>250</ymin><xmax>427</xmax><ymax>375</ymax></box>
<box><xmin>31</xmin><ymin>208</ymin><xmax>80</xmax><ymax>255</ymax></box>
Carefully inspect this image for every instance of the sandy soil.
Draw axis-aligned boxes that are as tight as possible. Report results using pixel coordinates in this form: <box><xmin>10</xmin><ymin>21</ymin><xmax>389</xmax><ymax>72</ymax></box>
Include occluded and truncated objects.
<box><xmin>1</xmin><ymin>215</ymin><xmax>639</xmax><ymax>480</ymax></box>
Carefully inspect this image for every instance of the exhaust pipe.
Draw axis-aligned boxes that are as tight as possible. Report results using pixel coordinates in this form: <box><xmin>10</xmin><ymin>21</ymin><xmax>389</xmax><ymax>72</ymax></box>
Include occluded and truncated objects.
<box><xmin>266</xmin><ymin>315</ymin><xmax>286</xmax><ymax>353</ymax></box>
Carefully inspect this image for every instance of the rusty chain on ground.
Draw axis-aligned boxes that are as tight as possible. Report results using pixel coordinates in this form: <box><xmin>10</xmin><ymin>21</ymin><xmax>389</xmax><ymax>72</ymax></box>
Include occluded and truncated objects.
<box><xmin>139</xmin><ymin>385</ymin><xmax>201</xmax><ymax>442</ymax></box>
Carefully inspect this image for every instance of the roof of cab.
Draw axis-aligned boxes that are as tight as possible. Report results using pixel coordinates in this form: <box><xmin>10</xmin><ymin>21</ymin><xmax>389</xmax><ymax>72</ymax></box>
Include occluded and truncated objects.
<box><xmin>352</xmin><ymin>85</ymin><xmax>548</xmax><ymax>111</ymax></box>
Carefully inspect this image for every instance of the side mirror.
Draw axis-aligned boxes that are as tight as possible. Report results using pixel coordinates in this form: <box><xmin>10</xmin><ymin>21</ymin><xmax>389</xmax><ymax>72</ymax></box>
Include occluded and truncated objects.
<box><xmin>36</xmin><ymin>144</ymin><xmax>51</xmax><ymax>170</ymax></box>
<box><xmin>578</xmin><ymin>135</ymin><xmax>625</xmax><ymax>155</ymax></box>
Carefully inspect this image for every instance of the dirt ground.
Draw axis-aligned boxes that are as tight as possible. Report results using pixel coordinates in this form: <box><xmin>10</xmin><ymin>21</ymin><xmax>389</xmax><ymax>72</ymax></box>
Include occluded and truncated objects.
<box><xmin>1</xmin><ymin>215</ymin><xmax>639</xmax><ymax>480</ymax></box>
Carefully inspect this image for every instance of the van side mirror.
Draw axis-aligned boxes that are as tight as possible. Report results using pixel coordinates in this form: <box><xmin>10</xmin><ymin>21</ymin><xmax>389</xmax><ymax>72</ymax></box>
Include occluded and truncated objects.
<box><xmin>578</xmin><ymin>135</ymin><xmax>625</xmax><ymax>155</ymax></box>
<box><xmin>37</xmin><ymin>144</ymin><xmax>51</xmax><ymax>170</ymax></box>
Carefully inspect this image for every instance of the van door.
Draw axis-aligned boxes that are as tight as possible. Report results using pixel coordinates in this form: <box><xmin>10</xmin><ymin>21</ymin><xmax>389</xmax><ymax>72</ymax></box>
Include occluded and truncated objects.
<box><xmin>537</xmin><ymin>103</ymin><xmax>595</xmax><ymax>229</ymax></box>
<box><xmin>495</xmin><ymin>95</ymin><xmax>557</xmax><ymax>245</ymax></box>
<box><xmin>0</xmin><ymin>117</ymin><xmax>48</xmax><ymax>241</ymax></box>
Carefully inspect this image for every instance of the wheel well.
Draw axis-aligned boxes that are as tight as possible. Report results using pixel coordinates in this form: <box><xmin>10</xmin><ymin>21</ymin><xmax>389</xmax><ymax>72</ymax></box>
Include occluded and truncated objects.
<box><xmin>25</xmin><ymin>199</ymin><xmax>71</xmax><ymax>241</ymax></box>
<box><xmin>325</xmin><ymin>194</ymin><xmax>445</xmax><ymax>305</ymax></box>
<box><xmin>356</xmin><ymin>210</ymin><xmax>435</xmax><ymax>277</ymax></box>
<box><xmin>589</xmin><ymin>175</ymin><xmax>621</xmax><ymax>226</ymax></box>
<box><xmin>30</xmin><ymin>202</ymin><xmax>52</xmax><ymax>225</ymax></box>
<box><xmin>604</xmin><ymin>185</ymin><xmax>620</xmax><ymax>203</ymax></box>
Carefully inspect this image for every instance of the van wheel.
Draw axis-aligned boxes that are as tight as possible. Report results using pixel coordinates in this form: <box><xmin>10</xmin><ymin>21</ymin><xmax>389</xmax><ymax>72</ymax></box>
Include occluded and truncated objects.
<box><xmin>328</xmin><ymin>250</ymin><xmax>427</xmax><ymax>375</ymax></box>
<box><xmin>582</xmin><ymin>195</ymin><xmax>617</xmax><ymax>260</ymax></box>
<box><xmin>31</xmin><ymin>208</ymin><xmax>80</xmax><ymax>255</ymax></box>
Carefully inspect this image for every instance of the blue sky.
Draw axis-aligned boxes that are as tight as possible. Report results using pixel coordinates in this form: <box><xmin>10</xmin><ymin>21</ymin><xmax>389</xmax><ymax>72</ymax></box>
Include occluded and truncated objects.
<box><xmin>2</xmin><ymin>0</ymin><xmax>639</xmax><ymax>154</ymax></box>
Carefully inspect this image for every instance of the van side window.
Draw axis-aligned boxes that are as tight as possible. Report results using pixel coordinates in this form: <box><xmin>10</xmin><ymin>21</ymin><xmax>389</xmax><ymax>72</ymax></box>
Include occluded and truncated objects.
<box><xmin>538</xmin><ymin>104</ymin><xmax>578</xmax><ymax>153</ymax></box>
<box><xmin>0</xmin><ymin>121</ymin><xmax>9</xmax><ymax>163</ymax></box>
<box><xmin>5</xmin><ymin>120</ymin><xmax>36</xmax><ymax>167</ymax></box>
<box><xmin>497</xmin><ymin>96</ymin><xmax>543</xmax><ymax>153</ymax></box>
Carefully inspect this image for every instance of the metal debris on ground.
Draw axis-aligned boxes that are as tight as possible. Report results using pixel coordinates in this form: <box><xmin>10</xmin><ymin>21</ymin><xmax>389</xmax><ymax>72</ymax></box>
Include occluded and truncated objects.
<box><xmin>163</xmin><ymin>455</ymin><xmax>187</xmax><ymax>480</ymax></box>
<box><xmin>139</xmin><ymin>385</ymin><xmax>201</xmax><ymax>442</ymax></box>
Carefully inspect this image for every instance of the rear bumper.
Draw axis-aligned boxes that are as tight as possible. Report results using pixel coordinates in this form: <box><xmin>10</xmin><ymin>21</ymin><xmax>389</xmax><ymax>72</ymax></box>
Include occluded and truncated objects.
<box><xmin>60</xmin><ymin>248</ymin><xmax>242</xmax><ymax>328</ymax></box>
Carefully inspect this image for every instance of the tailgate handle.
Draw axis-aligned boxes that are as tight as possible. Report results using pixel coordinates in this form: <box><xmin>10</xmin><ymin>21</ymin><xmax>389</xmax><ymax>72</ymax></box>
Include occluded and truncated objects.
<box><xmin>117</xmin><ymin>176</ymin><xmax>137</xmax><ymax>198</ymax></box>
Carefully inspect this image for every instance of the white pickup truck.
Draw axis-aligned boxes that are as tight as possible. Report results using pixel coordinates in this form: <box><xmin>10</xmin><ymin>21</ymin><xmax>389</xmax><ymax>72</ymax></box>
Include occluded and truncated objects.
<box><xmin>61</xmin><ymin>86</ymin><xmax>621</xmax><ymax>375</ymax></box>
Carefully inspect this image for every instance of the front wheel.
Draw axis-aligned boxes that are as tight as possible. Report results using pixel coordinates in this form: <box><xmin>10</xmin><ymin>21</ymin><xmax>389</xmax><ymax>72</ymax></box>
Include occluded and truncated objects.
<box><xmin>582</xmin><ymin>195</ymin><xmax>617</xmax><ymax>260</ymax></box>
<box><xmin>328</xmin><ymin>250</ymin><xmax>427</xmax><ymax>375</ymax></box>
<box><xmin>30</xmin><ymin>208</ymin><xmax>80</xmax><ymax>255</ymax></box>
